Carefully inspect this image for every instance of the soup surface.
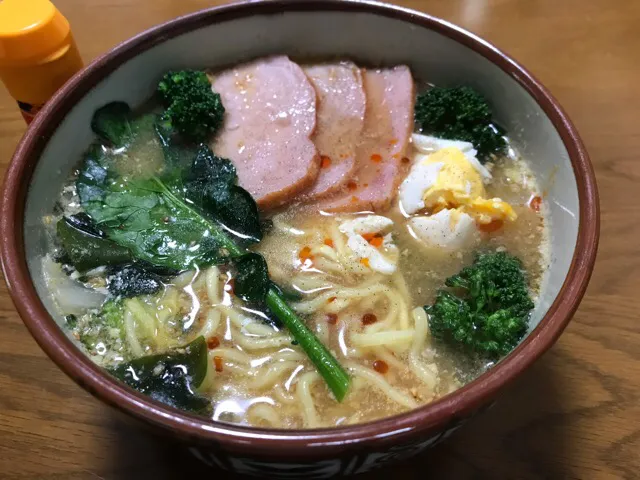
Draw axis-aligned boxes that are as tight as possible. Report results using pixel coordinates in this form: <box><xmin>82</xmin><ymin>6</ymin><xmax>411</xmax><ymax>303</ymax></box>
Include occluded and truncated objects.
<box><xmin>43</xmin><ymin>58</ymin><xmax>548</xmax><ymax>428</ymax></box>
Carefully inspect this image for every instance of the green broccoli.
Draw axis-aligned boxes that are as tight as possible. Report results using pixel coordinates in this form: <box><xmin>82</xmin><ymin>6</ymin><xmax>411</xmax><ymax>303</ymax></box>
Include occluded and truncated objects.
<box><xmin>75</xmin><ymin>299</ymin><xmax>126</xmax><ymax>355</ymax></box>
<box><xmin>157</xmin><ymin>70</ymin><xmax>225</xmax><ymax>142</ymax></box>
<box><xmin>425</xmin><ymin>251</ymin><xmax>534</xmax><ymax>360</ymax></box>
<box><xmin>415</xmin><ymin>86</ymin><xmax>507</xmax><ymax>162</ymax></box>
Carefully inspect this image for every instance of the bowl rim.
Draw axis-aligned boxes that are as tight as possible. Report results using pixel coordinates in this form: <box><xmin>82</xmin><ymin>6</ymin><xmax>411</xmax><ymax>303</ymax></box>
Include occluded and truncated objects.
<box><xmin>0</xmin><ymin>0</ymin><xmax>599</xmax><ymax>456</ymax></box>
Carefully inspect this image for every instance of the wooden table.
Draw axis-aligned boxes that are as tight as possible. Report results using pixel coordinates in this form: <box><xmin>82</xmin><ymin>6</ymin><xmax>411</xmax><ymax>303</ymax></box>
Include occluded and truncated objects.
<box><xmin>1</xmin><ymin>0</ymin><xmax>638</xmax><ymax>478</ymax></box>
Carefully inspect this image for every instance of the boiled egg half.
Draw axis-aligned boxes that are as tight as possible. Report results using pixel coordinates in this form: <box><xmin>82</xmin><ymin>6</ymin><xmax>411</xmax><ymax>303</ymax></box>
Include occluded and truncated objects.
<box><xmin>400</xmin><ymin>134</ymin><xmax>517</xmax><ymax>249</ymax></box>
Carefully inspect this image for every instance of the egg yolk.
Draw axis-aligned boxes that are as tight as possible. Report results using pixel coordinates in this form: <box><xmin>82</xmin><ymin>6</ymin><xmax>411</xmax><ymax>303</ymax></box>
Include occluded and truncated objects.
<box><xmin>421</xmin><ymin>147</ymin><xmax>517</xmax><ymax>225</ymax></box>
<box><xmin>422</xmin><ymin>147</ymin><xmax>486</xmax><ymax>210</ymax></box>
<box><xmin>465</xmin><ymin>198</ymin><xmax>517</xmax><ymax>224</ymax></box>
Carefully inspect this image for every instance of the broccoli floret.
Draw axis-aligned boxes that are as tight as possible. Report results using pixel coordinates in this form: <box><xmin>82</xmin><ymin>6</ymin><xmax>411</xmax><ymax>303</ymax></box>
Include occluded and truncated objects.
<box><xmin>425</xmin><ymin>251</ymin><xmax>534</xmax><ymax>359</ymax></box>
<box><xmin>75</xmin><ymin>299</ymin><xmax>125</xmax><ymax>354</ymax></box>
<box><xmin>415</xmin><ymin>86</ymin><xmax>507</xmax><ymax>162</ymax></box>
<box><xmin>101</xmin><ymin>299</ymin><xmax>125</xmax><ymax>329</ymax></box>
<box><xmin>157</xmin><ymin>70</ymin><xmax>225</xmax><ymax>142</ymax></box>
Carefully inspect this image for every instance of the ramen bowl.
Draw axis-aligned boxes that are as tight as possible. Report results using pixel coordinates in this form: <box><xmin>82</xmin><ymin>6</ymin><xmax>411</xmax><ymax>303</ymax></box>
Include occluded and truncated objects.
<box><xmin>0</xmin><ymin>0</ymin><xmax>598</xmax><ymax>477</ymax></box>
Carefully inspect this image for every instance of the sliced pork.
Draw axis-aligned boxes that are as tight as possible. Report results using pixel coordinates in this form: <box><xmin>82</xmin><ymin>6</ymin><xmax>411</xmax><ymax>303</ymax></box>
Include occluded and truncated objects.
<box><xmin>303</xmin><ymin>63</ymin><xmax>366</xmax><ymax>200</ymax></box>
<box><xmin>318</xmin><ymin>66</ymin><xmax>415</xmax><ymax>212</ymax></box>
<box><xmin>210</xmin><ymin>56</ymin><xmax>319</xmax><ymax>209</ymax></box>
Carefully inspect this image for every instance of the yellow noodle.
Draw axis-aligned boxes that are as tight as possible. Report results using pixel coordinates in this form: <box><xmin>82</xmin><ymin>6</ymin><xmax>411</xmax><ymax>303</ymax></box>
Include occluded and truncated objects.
<box><xmin>124</xmin><ymin>310</ymin><xmax>144</xmax><ymax>357</ymax></box>
<box><xmin>172</xmin><ymin>270</ymin><xmax>198</xmax><ymax>289</ymax></box>
<box><xmin>234</xmin><ymin>334</ymin><xmax>294</xmax><ymax>351</ymax></box>
<box><xmin>270</xmin><ymin>348</ymin><xmax>306</xmax><ymax>362</ymax></box>
<box><xmin>125</xmin><ymin>298</ymin><xmax>156</xmax><ymax>339</ymax></box>
<box><xmin>408</xmin><ymin>354</ymin><xmax>439</xmax><ymax>391</ymax></box>
<box><xmin>251</xmin><ymin>361</ymin><xmax>300</xmax><ymax>389</ymax></box>
<box><xmin>346</xmin><ymin>363</ymin><xmax>418</xmax><ymax>409</ymax></box>
<box><xmin>193</xmin><ymin>308</ymin><xmax>221</xmax><ymax>339</ymax></box>
<box><xmin>247</xmin><ymin>403</ymin><xmax>281</xmax><ymax>427</ymax></box>
<box><xmin>297</xmin><ymin>371</ymin><xmax>321</xmax><ymax>428</ymax></box>
<box><xmin>312</xmin><ymin>256</ymin><xmax>346</xmax><ymax>275</ymax></box>
<box><xmin>371</xmin><ymin>347</ymin><xmax>408</xmax><ymax>372</ymax></box>
<box><xmin>273</xmin><ymin>383</ymin><xmax>298</xmax><ymax>405</ymax></box>
<box><xmin>210</xmin><ymin>347</ymin><xmax>252</xmax><ymax>364</ymax></box>
<box><xmin>324</xmin><ymin>297</ymin><xmax>351</xmax><ymax>314</ymax></box>
<box><xmin>192</xmin><ymin>269</ymin><xmax>206</xmax><ymax>291</ymax></box>
<box><xmin>293</xmin><ymin>284</ymin><xmax>392</xmax><ymax>314</ymax></box>
<box><xmin>312</xmin><ymin>244</ymin><xmax>340</xmax><ymax>262</ymax></box>
<box><xmin>243</xmin><ymin>322</ymin><xmax>281</xmax><ymax>337</ymax></box>
<box><xmin>205</xmin><ymin>266</ymin><xmax>221</xmax><ymax>305</ymax></box>
<box><xmin>315</xmin><ymin>319</ymin><xmax>330</xmax><ymax>345</ymax></box>
<box><xmin>351</xmin><ymin>330</ymin><xmax>415</xmax><ymax>349</ymax></box>
<box><xmin>411</xmin><ymin>307</ymin><xmax>429</xmax><ymax>354</ymax></box>
<box><xmin>220</xmin><ymin>362</ymin><xmax>252</xmax><ymax>376</ymax></box>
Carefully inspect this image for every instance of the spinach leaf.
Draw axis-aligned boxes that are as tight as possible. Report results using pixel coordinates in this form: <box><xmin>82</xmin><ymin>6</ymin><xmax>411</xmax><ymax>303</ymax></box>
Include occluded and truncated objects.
<box><xmin>106</xmin><ymin>264</ymin><xmax>163</xmax><ymax>298</ymax></box>
<box><xmin>56</xmin><ymin>216</ymin><xmax>132</xmax><ymax>271</ymax></box>
<box><xmin>109</xmin><ymin>336</ymin><xmax>210</xmax><ymax>414</ymax></box>
<box><xmin>76</xmin><ymin>152</ymin><xmax>233</xmax><ymax>270</ymax></box>
<box><xmin>154</xmin><ymin>117</ymin><xmax>200</xmax><ymax>169</ymax></box>
<box><xmin>91</xmin><ymin>102</ymin><xmax>134</xmax><ymax>147</ymax></box>
<box><xmin>64</xmin><ymin>212</ymin><xmax>107</xmax><ymax>238</ymax></box>
<box><xmin>187</xmin><ymin>144</ymin><xmax>238</xmax><ymax>186</ymax></box>
<box><xmin>132</xmin><ymin>260</ymin><xmax>181</xmax><ymax>277</ymax></box>
<box><xmin>233</xmin><ymin>252</ymin><xmax>270</xmax><ymax>304</ymax></box>
<box><xmin>182</xmin><ymin>145</ymin><xmax>262</xmax><ymax>243</ymax></box>
<box><xmin>78</xmin><ymin>112</ymin><xmax>262</xmax><ymax>270</ymax></box>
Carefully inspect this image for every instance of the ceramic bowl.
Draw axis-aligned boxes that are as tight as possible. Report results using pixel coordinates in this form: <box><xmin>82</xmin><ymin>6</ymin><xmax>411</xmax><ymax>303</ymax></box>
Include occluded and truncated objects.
<box><xmin>0</xmin><ymin>0</ymin><xmax>599</xmax><ymax>477</ymax></box>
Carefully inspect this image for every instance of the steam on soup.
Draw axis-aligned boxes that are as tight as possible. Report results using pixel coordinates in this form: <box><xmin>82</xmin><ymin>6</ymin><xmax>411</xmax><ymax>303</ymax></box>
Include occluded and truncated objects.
<box><xmin>42</xmin><ymin>57</ymin><xmax>548</xmax><ymax>428</ymax></box>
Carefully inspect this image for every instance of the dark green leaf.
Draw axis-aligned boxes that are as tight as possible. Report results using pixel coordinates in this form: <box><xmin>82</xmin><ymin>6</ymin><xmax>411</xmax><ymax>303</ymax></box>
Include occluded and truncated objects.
<box><xmin>233</xmin><ymin>253</ymin><xmax>270</xmax><ymax>303</ymax></box>
<box><xmin>91</xmin><ymin>102</ymin><xmax>134</xmax><ymax>147</ymax></box>
<box><xmin>56</xmin><ymin>217</ymin><xmax>132</xmax><ymax>271</ymax></box>
<box><xmin>107</xmin><ymin>264</ymin><xmax>163</xmax><ymax>298</ymax></box>
<box><xmin>64</xmin><ymin>212</ymin><xmax>106</xmax><ymax>238</ymax></box>
<box><xmin>65</xmin><ymin>314</ymin><xmax>78</xmax><ymax>328</ymax></box>
<box><xmin>133</xmin><ymin>260</ymin><xmax>181</xmax><ymax>277</ymax></box>
<box><xmin>76</xmin><ymin>148</ymin><xmax>234</xmax><ymax>270</ymax></box>
<box><xmin>109</xmin><ymin>336</ymin><xmax>210</xmax><ymax>414</ymax></box>
<box><xmin>188</xmin><ymin>145</ymin><xmax>238</xmax><ymax>186</ymax></box>
<box><xmin>154</xmin><ymin>118</ymin><xmax>200</xmax><ymax>169</ymax></box>
<box><xmin>182</xmin><ymin>146</ymin><xmax>262</xmax><ymax>243</ymax></box>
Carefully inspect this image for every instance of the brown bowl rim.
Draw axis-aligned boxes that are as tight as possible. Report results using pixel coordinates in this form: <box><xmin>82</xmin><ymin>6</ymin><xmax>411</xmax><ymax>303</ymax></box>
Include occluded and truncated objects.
<box><xmin>0</xmin><ymin>0</ymin><xmax>599</xmax><ymax>457</ymax></box>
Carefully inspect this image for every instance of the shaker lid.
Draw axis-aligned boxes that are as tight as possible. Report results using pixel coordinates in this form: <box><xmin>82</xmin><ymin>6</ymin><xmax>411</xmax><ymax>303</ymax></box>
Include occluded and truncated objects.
<box><xmin>0</xmin><ymin>0</ymin><xmax>72</xmax><ymax>66</ymax></box>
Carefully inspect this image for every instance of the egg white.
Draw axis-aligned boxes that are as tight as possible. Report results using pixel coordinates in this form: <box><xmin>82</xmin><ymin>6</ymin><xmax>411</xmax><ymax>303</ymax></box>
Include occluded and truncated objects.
<box><xmin>408</xmin><ymin>210</ymin><xmax>478</xmax><ymax>250</ymax></box>
<box><xmin>338</xmin><ymin>216</ymin><xmax>398</xmax><ymax>274</ymax></box>
<box><xmin>411</xmin><ymin>133</ymin><xmax>492</xmax><ymax>181</ymax></box>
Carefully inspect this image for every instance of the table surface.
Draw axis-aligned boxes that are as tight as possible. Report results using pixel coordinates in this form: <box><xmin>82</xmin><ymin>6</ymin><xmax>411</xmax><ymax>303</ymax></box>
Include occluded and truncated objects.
<box><xmin>1</xmin><ymin>0</ymin><xmax>638</xmax><ymax>478</ymax></box>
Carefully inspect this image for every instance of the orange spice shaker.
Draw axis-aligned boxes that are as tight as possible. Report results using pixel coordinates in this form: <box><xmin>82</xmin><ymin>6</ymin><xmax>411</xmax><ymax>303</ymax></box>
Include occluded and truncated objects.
<box><xmin>0</xmin><ymin>0</ymin><xmax>84</xmax><ymax>124</ymax></box>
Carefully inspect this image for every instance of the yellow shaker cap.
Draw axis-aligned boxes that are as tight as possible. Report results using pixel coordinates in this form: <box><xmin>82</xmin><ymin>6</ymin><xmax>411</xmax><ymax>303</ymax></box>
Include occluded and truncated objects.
<box><xmin>0</xmin><ymin>0</ymin><xmax>72</xmax><ymax>67</ymax></box>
